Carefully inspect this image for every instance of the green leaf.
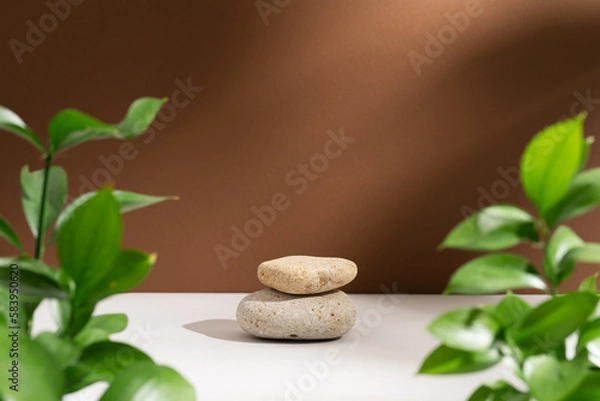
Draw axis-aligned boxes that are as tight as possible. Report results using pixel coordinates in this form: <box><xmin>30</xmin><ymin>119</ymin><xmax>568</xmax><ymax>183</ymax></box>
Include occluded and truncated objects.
<box><xmin>20</xmin><ymin>165</ymin><xmax>67</xmax><ymax>239</ymax></box>
<box><xmin>0</xmin><ymin>258</ymin><xmax>59</xmax><ymax>329</ymax></box>
<box><xmin>80</xmin><ymin>313</ymin><xmax>128</xmax><ymax>335</ymax></box>
<box><xmin>577</xmin><ymin>318</ymin><xmax>600</xmax><ymax>357</ymax></box>
<box><xmin>445</xmin><ymin>253</ymin><xmax>547</xmax><ymax>295</ymax></box>
<box><xmin>50</xmin><ymin>190</ymin><xmax>176</xmax><ymax>244</ymax></box>
<box><xmin>440</xmin><ymin>205</ymin><xmax>538</xmax><ymax>251</ymax></box>
<box><xmin>75</xmin><ymin>313</ymin><xmax>128</xmax><ymax>347</ymax></box>
<box><xmin>61</xmin><ymin>301</ymin><xmax>96</xmax><ymax>338</ymax></box>
<box><xmin>0</xmin><ymin>215</ymin><xmax>24</xmax><ymax>251</ymax></box>
<box><xmin>492</xmin><ymin>292</ymin><xmax>533</xmax><ymax>328</ymax></box>
<box><xmin>468</xmin><ymin>381</ymin><xmax>530</xmax><ymax>401</ymax></box>
<box><xmin>57</xmin><ymin>188</ymin><xmax>122</xmax><ymax>302</ymax></box>
<box><xmin>418</xmin><ymin>345</ymin><xmax>501</xmax><ymax>375</ymax></box>
<box><xmin>546</xmin><ymin>168</ymin><xmax>600</xmax><ymax>227</ymax></box>
<box><xmin>0</xmin><ymin>332</ymin><xmax>64</xmax><ymax>401</ymax></box>
<box><xmin>49</xmin><ymin>109</ymin><xmax>114</xmax><ymax>154</ymax></box>
<box><xmin>512</xmin><ymin>293</ymin><xmax>598</xmax><ymax>354</ymax></box>
<box><xmin>0</xmin><ymin>286</ymin><xmax>39</xmax><ymax>331</ymax></box>
<box><xmin>0</xmin><ymin>106</ymin><xmax>44</xmax><ymax>152</ymax></box>
<box><xmin>35</xmin><ymin>331</ymin><xmax>80</xmax><ymax>369</ymax></box>
<box><xmin>49</xmin><ymin>97</ymin><xmax>166</xmax><ymax>154</ymax></box>
<box><xmin>521</xmin><ymin>113</ymin><xmax>586</xmax><ymax>216</ymax></box>
<box><xmin>543</xmin><ymin>226</ymin><xmax>584</xmax><ymax>286</ymax></box>
<box><xmin>579</xmin><ymin>274</ymin><xmax>598</xmax><ymax>294</ymax></box>
<box><xmin>99</xmin><ymin>361</ymin><xmax>196</xmax><ymax>401</ymax></box>
<box><xmin>559</xmin><ymin>244</ymin><xmax>600</xmax><ymax>285</ymax></box>
<box><xmin>116</xmin><ymin>97</ymin><xmax>167</xmax><ymax>138</ymax></box>
<box><xmin>49</xmin><ymin>192</ymin><xmax>95</xmax><ymax>245</ymax></box>
<box><xmin>0</xmin><ymin>256</ymin><xmax>59</xmax><ymax>282</ymax></box>
<box><xmin>114</xmin><ymin>190</ymin><xmax>178</xmax><ymax>212</ymax></box>
<box><xmin>90</xmin><ymin>249</ymin><xmax>155</xmax><ymax>302</ymax></box>
<box><xmin>428</xmin><ymin>308</ymin><xmax>500</xmax><ymax>352</ymax></box>
<box><xmin>524</xmin><ymin>354</ymin><xmax>588</xmax><ymax>401</ymax></box>
<box><xmin>578</xmin><ymin>136</ymin><xmax>594</xmax><ymax>172</ymax></box>
<box><xmin>565</xmin><ymin>373</ymin><xmax>600</xmax><ymax>401</ymax></box>
<box><xmin>71</xmin><ymin>303</ymin><xmax>97</xmax><ymax>337</ymax></box>
<box><xmin>65</xmin><ymin>341</ymin><xmax>152</xmax><ymax>393</ymax></box>
<box><xmin>0</xmin><ymin>263</ymin><xmax>67</xmax><ymax>301</ymax></box>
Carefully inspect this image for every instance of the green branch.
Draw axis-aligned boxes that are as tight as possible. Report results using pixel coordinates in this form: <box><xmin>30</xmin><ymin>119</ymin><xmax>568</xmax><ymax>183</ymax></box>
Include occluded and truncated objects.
<box><xmin>35</xmin><ymin>153</ymin><xmax>53</xmax><ymax>259</ymax></box>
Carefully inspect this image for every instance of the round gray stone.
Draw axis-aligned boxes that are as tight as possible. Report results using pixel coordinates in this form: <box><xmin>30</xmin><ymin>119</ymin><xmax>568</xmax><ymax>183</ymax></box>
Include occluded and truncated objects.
<box><xmin>236</xmin><ymin>288</ymin><xmax>356</xmax><ymax>340</ymax></box>
<box><xmin>257</xmin><ymin>255</ymin><xmax>358</xmax><ymax>295</ymax></box>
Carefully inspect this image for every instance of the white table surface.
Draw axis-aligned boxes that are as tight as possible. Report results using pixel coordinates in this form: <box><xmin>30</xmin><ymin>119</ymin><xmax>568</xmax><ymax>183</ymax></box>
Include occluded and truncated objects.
<box><xmin>34</xmin><ymin>293</ymin><xmax>545</xmax><ymax>401</ymax></box>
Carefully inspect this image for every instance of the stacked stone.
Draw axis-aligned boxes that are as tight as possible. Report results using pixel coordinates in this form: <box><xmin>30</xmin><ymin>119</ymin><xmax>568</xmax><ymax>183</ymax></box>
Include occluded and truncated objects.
<box><xmin>236</xmin><ymin>256</ymin><xmax>358</xmax><ymax>340</ymax></box>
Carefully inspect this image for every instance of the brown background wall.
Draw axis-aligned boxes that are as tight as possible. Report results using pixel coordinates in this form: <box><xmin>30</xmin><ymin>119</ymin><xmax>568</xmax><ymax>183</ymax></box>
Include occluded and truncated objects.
<box><xmin>1</xmin><ymin>0</ymin><xmax>600</xmax><ymax>294</ymax></box>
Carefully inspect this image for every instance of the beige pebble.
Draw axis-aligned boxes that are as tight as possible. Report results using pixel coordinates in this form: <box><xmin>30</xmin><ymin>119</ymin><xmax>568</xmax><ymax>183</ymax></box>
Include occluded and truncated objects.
<box><xmin>258</xmin><ymin>255</ymin><xmax>358</xmax><ymax>294</ymax></box>
<box><xmin>236</xmin><ymin>288</ymin><xmax>356</xmax><ymax>340</ymax></box>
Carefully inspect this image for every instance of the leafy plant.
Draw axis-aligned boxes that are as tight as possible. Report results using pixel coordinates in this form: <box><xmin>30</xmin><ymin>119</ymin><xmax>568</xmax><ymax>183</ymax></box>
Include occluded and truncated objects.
<box><xmin>419</xmin><ymin>113</ymin><xmax>600</xmax><ymax>401</ymax></box>
<box><xmin>0</xmin><ymin>99</ymin><xmax>195</xmax><ymax>400</ymax></box>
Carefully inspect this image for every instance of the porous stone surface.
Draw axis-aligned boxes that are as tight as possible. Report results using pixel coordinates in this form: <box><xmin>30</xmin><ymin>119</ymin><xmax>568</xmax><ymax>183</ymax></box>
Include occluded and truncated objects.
<box><xmin>257</xmin><ymin>255</ymin><xmax>358</xmax><ymax>295</ymax></box>
<box><xmin>236</xmin><ymin>288</ymin><xmax>356</xmax><ymax>340</ymax></box>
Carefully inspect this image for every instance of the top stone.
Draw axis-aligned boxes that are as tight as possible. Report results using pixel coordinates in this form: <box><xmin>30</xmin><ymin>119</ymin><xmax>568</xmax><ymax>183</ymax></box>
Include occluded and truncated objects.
<box><xmin>257</xmin><ymin>255</ymin><xmax>358</xmax><ymax>294</ymax></box>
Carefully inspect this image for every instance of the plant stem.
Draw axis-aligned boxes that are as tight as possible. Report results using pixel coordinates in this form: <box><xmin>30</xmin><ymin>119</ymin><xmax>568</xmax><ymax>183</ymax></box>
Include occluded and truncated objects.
<box><xmin>537</xmin><ymin>218</ymin><xmax>557</xmax><ymax>296</ymax></box>
<box><xmin>34</xmin><ymin>154</ymin><xmax>53</xmax><ymax>260</ymax></box>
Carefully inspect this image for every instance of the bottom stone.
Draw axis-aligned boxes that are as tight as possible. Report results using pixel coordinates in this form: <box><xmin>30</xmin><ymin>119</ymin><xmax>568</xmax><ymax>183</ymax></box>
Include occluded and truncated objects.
<box><xmin>236</xmin><ymin>288</ymin><xmax>356</xmax><ymax>340</ymax></box>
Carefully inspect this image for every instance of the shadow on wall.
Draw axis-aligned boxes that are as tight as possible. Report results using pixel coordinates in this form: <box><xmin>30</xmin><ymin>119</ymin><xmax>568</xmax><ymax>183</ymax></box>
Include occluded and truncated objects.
<box><xmin>355</xmin><ymin>13</ymin><xmax>600</xmax><ymax>294</ymax></box>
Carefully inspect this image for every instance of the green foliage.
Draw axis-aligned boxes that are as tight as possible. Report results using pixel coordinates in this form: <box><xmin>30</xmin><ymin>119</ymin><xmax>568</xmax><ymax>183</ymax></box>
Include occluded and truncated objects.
<box><xmin>418</xmin><ymin>345</ymin><xmax>501</xmax><ymax>374</ymax></box>
<box><xmin>441</xmin><ymin>205</ymin><xmax>538</xmax><ymax>251</ymax></box>
<box><xmin>21</xmin><ymin>165</ymin><xmax>67</xmax><ymax>240</ymax></box>
<box><xmin>0</xmin><ymin>216</ymin><xmax>24</xmax><ymax>252</ymax></box>
<box><xmin>467</xmin><ymin>381</ymin><xmax>529</xmax><ymax>401</ymax></box>
<box><xmin>0</xmin><ymin>100</ymin><xmax>193</xmax><ymax>400</ymax></box>
<box><xmin>99</xmin><ymin>361</ymin><xmax>196</xmax><ymax>401</ymax></box>
<box><xmin>445</xmin><ymin>253</ymin><xmax>547</xmax><ymax>294</ymax></box>
<box><xmin>523</xmin><ymin>354</ymin><xmax>589</xmax><ymax>401</ymax></box>
<box><xmin>511</xmin><ymin>293</ymin><xmax>598</xmax><ymax>354</ymax></box>
<box><xmin>487</xmin><ymin>292</ymin><xmax>531</xmax><ymax>328</ymax></box>
<box><xmin>420</xmin><ymin>114</ymin><xmax>600</xmax><ymax>400</ymax></box>
<box><xmin>64</xmin><ymin>342</ymin><xmax>152</xmax><ymax>393</ymax></box>
<box><xmin>577</xmin><ymin>318</ymin><xmax>600</xmax><ymax>357</ymax></box>
<box><xmin>566</xmin><ymin>374</ymin><xmax>600</xmax><ymax>401</ymax></box>
<box><xmin>58</xmin><ymin>188</ymin><xmax>123</xmax><ymax>305</ymax></box>
<box><xmin>543</xmin><ymin>226</ymin><xmax>584</xmax><ymax>286</ymax></box>
<box><xmin>0</xmin><ymin>263</ymin><xmax>66</xmax><ymax>301</ymax></box>
<box><xmin>546</xmin><ymin>168</ymin><xmax>600</xmax><ymax>227</ymax></box>
<box><xmin>427</xmin><ymin>308</ymin><xmax>500</xmax><ymax>352</ymax></box>
<box><xmin>0</xmin><ymin>106</ymin><xmax>44</xmax><ymax>152</ymax></box>
<box><xmin>48</xmin><ymin>97</ymin><xmax>166</xmax><ymax>154</ymax></box>
<box><xmin>74</xmin><ymin>314</ymin><xmax>128</xmax><ymax>347</ymax></box>
<box><xmin>578</xmin><ymin>273</ymin><xmax>598</xmax><ymax>293</ymax></box>
<box><xmin>520</xmin><ymin>113</ymin><xmax>586</xmax><ymax>217</ymax></box>
<box><xmin>0</xmin><ymin>331</ymin><xmax>64</xmax><ymax>401</ymax></box>
<box><xmin>89</xmin><ymin>249</ymin><xmax>155</xmax><ymax>302</ymax></box>
<box><xmin>50</xmin><ymin>190</ymin><xmax>176</xmax><ymax>244</ymax></box>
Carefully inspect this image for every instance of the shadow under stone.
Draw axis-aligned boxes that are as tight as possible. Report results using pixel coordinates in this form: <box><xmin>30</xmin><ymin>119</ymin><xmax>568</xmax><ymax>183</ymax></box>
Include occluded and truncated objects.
<box><xmin>182</xmin><ymin>319</ymin><xmax>339</xmax><ymax>345</ymax></box>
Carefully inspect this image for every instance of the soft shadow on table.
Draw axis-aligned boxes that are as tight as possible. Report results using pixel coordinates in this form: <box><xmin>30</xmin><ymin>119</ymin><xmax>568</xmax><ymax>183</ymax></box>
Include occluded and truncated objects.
<box><xmin>183</xmin><ymin>319</ymin><xmax>338</xmax><ymax>346</ymax></box>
